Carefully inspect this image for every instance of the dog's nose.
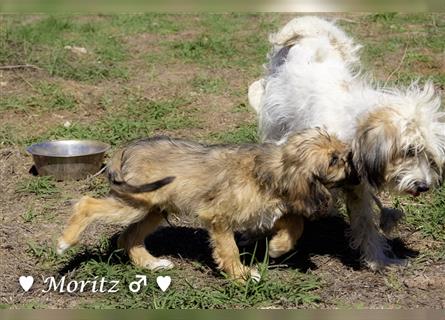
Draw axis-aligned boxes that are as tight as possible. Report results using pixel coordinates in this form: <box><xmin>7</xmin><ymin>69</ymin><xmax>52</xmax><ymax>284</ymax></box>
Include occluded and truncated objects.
<box><xmin>415</xmin><ymin>181</ymin><xmax>429</xmax><ymax>193</ymax></box>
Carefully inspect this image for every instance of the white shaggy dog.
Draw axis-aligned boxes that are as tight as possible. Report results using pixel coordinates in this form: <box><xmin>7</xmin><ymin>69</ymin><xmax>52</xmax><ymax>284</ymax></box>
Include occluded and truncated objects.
<box><xmin>249</xmin><ymin>16</ymin><xmax>445</xmax><ymax>270</ymax></box>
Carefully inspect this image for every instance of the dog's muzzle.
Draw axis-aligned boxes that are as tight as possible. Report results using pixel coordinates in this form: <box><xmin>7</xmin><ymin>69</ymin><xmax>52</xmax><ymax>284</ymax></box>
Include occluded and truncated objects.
<box><xmin>406</xmin><ymin>181</ymin><xmax>430</xmax><ymax>197</ymax></box>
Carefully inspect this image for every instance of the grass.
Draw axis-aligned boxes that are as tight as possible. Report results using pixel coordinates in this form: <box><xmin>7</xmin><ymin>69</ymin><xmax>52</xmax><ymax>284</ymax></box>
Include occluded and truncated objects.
<box><xmin>21</xmin><ymin>209</ymin><xmax>38</xmax><ymax>223</ymax></box>
<box><xmin>165</xmin><ymin>14</ymin><xmax>274</xmax><ymax>70</ymax></box>
<box><xmin>208</xmin><ymin>123</ymin><xmax>258</xmax><ymax>144</ymax></box>
<box><xmin>232</xmin><ymin>103</ymin><xmax>251</xmax><ymax>113</ymax></box>
<box><xmin>0</xmin><ymin>124</ymin><xmax>23</xmax><ymax>146</ymax></box>
<box><xmin>16</xmin><ymin>176</ymin><xmax>59</xmax><ymax>197</ymax></box>
<box><xmin>0</xmin><ymin>81</ymin><xmax>77</xmax><ymax>112</ymax></box>
<box><xmin>79</xmin><ymin>268</ymin><xmax>319</xmax><ymax>309</ymax></box>
<box><xmin>25</xmin><ymin>236</ymin><xmax>320</xmax><ymax>309</ymax></box>
<box><xmin>395</xmin><ymin>186</ymin><xmax>445</xmax><ymax>242</ymax></box>
<box><xmin>172</xmin><ymin>34</ymin><xmax>237</xmax><ymax>66</ymax></box>
<box><xmin>191</xmin><ymin>75</ymin><xmax>227</xmax><ymax>94</ymax></box>
<box><xmin>1</xmin><ymin>15</ymin><xmax>128</xmax><ymax>82</ymax></box>
<box><xmin>24</xmin><ymin>97</ymin><xmax>199</xmax><ymax>146</ymax></box>
<box><xmin>27</xmin><ymin>241</ymin><xmax>66</xmax><ymax>268</ymax></box>
<box><xmin>354</xmin><ymin>13</ymin><xmax>445</xmax><ymax>87</ymax></box>
<box><xmin>110</xmin><ymin>14</ymin><xmax>182</xmax><ymax>35</ymax></box>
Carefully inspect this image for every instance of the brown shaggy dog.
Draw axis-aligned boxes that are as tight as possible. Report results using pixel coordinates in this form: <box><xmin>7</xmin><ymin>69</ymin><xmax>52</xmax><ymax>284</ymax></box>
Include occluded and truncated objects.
<box><xmin>56</xmin><ymin>128</ymin><xmax>353</xmax><ymax>281</ymax></box>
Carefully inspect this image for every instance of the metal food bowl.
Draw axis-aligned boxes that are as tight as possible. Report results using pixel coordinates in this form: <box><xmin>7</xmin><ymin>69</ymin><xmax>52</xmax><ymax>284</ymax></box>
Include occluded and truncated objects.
<box><xmin>27</xmin><ymin>140</ymin><xmax>110</xmax><ymax>181</ymax></box>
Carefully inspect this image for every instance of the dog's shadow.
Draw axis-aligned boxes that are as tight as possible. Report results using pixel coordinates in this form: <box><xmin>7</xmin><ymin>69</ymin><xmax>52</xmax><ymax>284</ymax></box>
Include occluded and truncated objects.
<box><xmin>58</xmin><ymin>216</ymin><xmax>418</xmax><ymax>275</ymax></box>
<box><xmin>263</xmin><ymin>216</ymin><xmax>419</xmax><ymax>271</ymax></box>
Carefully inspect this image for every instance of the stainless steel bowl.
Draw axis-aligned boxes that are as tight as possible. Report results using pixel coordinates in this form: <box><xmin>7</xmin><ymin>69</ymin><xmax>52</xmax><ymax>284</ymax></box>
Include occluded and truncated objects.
<box><xmin>27</xmin><ymin>140</ymin><xmax>110</xmax><ymax>181</ymax></box>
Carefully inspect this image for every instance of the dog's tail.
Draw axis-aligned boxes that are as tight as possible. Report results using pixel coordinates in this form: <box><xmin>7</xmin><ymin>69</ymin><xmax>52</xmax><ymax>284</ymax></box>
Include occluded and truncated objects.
<box><xmin>269</xmin><ymin>16</ymin><xmax>362</xmax><ymax>68</ymax></box>
<box><xmin>106</xmin><ymin>148</ymin><xmax>175</xmax><ymax>194</ymax></box>
<box><xmin>248</xmin><ymin>16</ymin><xmax>362</xmax><ymax>115</ymax></box>
<box><xmin>110</xmin><ymin>176</ymin><xmax>175</xmax><ymax>194</ymax></box>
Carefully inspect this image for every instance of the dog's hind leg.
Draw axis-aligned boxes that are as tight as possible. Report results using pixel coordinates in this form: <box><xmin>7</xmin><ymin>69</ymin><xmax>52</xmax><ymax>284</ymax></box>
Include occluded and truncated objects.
<box><xmin>268</xmin><ymin>214</ymin><xmax>304</xmax><ymax>258</ymax></box>
<box><xmin>117</xmin><ymin>209</ymin><xmax>174</xmax><ymax>270</ymax></box>
<box><xmin>208</xmin><ymin>223</ymin><xmax>261</xmax><ymax>283</ymax></box>
<box><xmin>56</xmin><ymin>196</ymin><xmax>145</xmax><ymax>255</ymax></box>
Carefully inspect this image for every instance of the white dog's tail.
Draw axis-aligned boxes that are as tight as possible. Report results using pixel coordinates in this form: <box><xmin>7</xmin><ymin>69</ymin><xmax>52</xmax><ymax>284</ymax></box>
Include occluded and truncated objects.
<box><xmin>269</xmin><ymin>16</ymin><xmax>362</xmax><ymax>65</ymax></box>
<box><xmin>247</xmin><ymin>16</ymin><xmax>362</xmax><ymax>114</ymax></box>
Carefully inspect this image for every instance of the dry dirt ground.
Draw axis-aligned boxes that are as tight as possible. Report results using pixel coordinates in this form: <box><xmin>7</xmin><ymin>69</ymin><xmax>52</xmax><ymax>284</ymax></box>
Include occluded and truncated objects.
<box><xmin>0</xmin><ymin>13</ymin><xmax>444</xmax><ymax>309</ymax></box>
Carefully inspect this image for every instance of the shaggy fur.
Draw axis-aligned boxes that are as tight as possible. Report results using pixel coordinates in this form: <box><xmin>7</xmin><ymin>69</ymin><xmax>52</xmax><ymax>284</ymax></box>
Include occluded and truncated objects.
<box><xmin>56</xmin><ymin>129</ymin><xmax>353</xmax><ymax>281</ymax></box>
<box><xmin>248</xmin><ymin>16</ymin><xmax>445</xmax><ymax>270</ymax></box>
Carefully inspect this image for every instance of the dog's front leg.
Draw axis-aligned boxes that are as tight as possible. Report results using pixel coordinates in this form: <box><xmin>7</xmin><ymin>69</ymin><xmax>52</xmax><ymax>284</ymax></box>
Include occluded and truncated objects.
<box><xmin>208</xmin><ymin>223</ymin><xmax>261</xmax><ymax>283</ymax></box>
<box><xmin>268</xmin><ymin>214</ymin><xmax>304</xmax><ymax>258</ymax></box>
<box><xmin>345</xmin><ymin>184</ymin><xmax>406</xmax><ymax>270</ymax></box>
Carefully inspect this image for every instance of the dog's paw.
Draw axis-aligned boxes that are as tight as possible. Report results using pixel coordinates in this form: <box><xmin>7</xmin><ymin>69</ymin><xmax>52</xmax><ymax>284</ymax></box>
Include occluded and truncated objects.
<box><xmin>268</xmin><ymin>237</ymin><xmax>293</xmax><ymax>259</ymax></box>
<box><xmin>367</xmin><ymin>257</ymin><xmax>408</xmax><ymax>271</ymax></box>
<box><xmin>232</xmin><ymin>268</ymin><xmax>261</xmax><ymax>284</ymax></box>
<box><xmin>56</xmin><ymin>239</ymin><xmax>71</xmax><ymax>255</ymax></box>
<box><xmin>250</xmin><ymin>268</ymin><xmax>261</xmax><ymax>283</ymax></box>
<box><xmin>268</xmin><ymin>245</ymin><xmax>288</xmax><ymax>259</ymax></box>
<box><xmin>147</xmin><ymin>258</ymin><xmax>174</xmax><ymax>271</ymax></box>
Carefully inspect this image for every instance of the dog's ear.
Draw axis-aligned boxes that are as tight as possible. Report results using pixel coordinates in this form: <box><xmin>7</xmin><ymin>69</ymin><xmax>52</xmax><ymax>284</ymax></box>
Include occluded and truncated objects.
<box><xmin>308</xmin><ymin>177</ymin><xmax>333</xmax><ymax>215</ymax></box>
<box><xmin>279</xmin><ymin>128</ymin><xmax>335</xmax><ymax>215</ymax></box>
<box><xmin>354</xmin><ymin>110</ymin><xmax>399</xmax><ymax>189</ymax></box>
<box><xmin>283</xmin><ymin>171</ymin><xmax>332</xmax><ymax>216</ymax></box>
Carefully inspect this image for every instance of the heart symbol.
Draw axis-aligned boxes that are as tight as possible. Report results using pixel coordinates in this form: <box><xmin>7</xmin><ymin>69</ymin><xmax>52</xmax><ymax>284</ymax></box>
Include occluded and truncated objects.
<box><xmin>156</xmin><ymin>276</ymin><xmax>171</xmax><ymax>292</ymax></box>
<box><xmin>19</xmin><ymin>276</ymin><xmax>34</xmax><ymax>292</ymax></box>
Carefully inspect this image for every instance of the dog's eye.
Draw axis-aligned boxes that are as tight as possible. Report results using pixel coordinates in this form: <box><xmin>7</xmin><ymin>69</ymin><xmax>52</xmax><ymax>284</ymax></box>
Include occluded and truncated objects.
<box><xmin>429</xmin><ymin>159</ymin><xmax>439</xmax><ymax>170</ymax></box>
<box><xmin>406</xmin><ymin>146</ymin><xmax>416</xmax><ymax>158</ymax></box>
<box><xmin>329</xmin><ymin>154</ymin><xmax>339</xmax><ymax>166</ymax></box>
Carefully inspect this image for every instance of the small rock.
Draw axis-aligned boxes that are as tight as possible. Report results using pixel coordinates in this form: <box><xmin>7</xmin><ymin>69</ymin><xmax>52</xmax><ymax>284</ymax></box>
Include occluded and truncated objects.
<box><xmin>64</xmin><ymin>45</ymin><xmax>88</xmax><ymax>54</ymax></box>
<box><xmin>63</xmin><ymin>121</ymin><xmax>72</xmax><ymax>128</ymax></box>
<box><xmin>0</xmin><ymin>81</ymin><xmax>7</xmax><ymax>87</ymax></box>
<box><xmin>404</xmin><ymin>275</ymin><xmax>445</xmax><ymax>290</ymax></box>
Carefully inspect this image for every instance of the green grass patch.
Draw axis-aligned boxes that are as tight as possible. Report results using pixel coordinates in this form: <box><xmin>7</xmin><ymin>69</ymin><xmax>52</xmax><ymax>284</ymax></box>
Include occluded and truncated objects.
<box><xmin>358</xmin><ymin>14</ymin><xmax>444</xmax><ymax>83</ymax></box>
<box><xmin>168</xmin><ymin>14</ymin><xmax>272</xmax><ymax>71</ymax></box>
<box><xmin>209</xmin><ymin>123</ymin><xmax>258</xmax><ymax>144</ymax></box>
<box><xmin>33</xmin><ymin>118</ymin><xmax>151</xmax><ymax>146</ymax></box>
<box><xmin>232</xmin><ymin>103</ymin><xmax>250</xmax><ymax>113</ymax></box>
<box><xmin>0</xmin><ymin>81</ymin><xmax>77</xmax><ymax>112</ymax></box>
<box><xmin>1</xmin><ymin>15</ymin><xmax>128</xmax><ymax>82</ymax></box>
<box><xmin>16</xmin><ymin>176</ymin><xmax>59</xmax><ymax>197</ymax></box>
<box><xmin>191</xmin><ymin>74</ymin><xmax>227</xmax><ymax>94</ymax></box>
<box><xmin>27</xmin><ymin>241</ymin><xmax>64</xmax><ymax>268</ymax></box>
<box><xmin>172</xmin><ymin>34</ymin><xmax>237</xmax><ymax>64</ymax></box>
<box><xmin>395</xmin><ymin>186</ymin><xmax>445</xmax><ymax>241</ymax></box>
<box><xmin>25</xmin><ymin>234</ymin><xmax>320</xmax><ymax>309</ymax></box>
<box><xmin>0</xmin><ymin>124</ymin><xmax>23</xmax><ymax>146</ymax></box>
<box><xmin>368</xmin><ymin>13</ymin><xmax>398</xmax><ymax>23</ymax></box>
<box><xmin>110</xmin><ymin>14</ymin><xmax>182</xmax><ymax>35</ymax></box>
<box><xmin>21</xmin><ymin>209</ymin><xmax>38</xmax><ymax>223</ymax></box>
<box><xmin>27</xmin><ymin>97</ymin><xmax>198</xmax><ymax>146</ymax></box>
